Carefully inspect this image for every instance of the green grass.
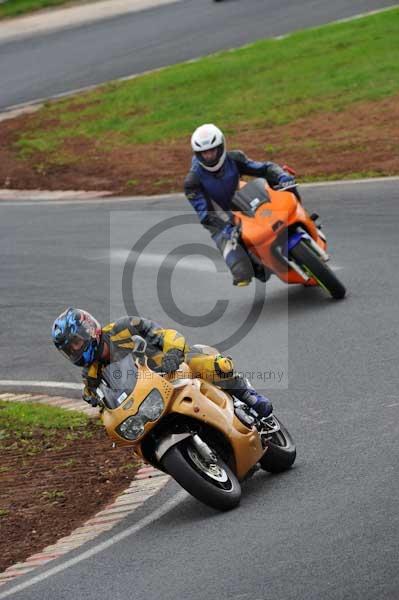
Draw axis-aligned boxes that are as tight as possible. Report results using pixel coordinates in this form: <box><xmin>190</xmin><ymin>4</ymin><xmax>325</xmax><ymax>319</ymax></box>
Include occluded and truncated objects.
<box><xmin>0</xmin><ymin>0</ymin><xmax>76</xmax><ymax>19</ymax></box>
<box><xmin>16</xmin><ymin>7</ymin><xmax>399</xmax><ymax>157</ymax></box>
<box><xmin>0</xmin><ymin>400</ymin><xmax>89</xmax><ymax>439</ymax></box>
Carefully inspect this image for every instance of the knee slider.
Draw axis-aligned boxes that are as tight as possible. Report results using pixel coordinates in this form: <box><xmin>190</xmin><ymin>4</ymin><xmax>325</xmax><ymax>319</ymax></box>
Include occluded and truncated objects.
<box><xmin>214</xmin><ymin>355</ymin><xmax>234</xmax><ymax>378</ymax></box>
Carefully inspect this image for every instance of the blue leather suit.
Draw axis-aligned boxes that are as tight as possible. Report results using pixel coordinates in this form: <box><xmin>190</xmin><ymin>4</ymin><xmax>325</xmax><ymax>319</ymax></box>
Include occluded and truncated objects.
<box><xmin>184</xmin><ymin>151</ymin><xmax>285</xmax><ymax>283</ymax></box>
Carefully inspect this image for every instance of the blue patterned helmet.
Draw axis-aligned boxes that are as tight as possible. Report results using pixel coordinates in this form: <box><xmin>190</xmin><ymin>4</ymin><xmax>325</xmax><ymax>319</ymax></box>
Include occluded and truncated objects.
<box><xmin>52</xmin><ymin>308</ymin><xmax>102</xmax><ymax>366</ymax></box>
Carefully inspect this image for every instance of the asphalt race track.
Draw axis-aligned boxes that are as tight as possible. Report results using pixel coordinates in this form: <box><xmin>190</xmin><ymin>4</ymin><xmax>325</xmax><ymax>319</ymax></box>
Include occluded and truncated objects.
<box><xmin>1</xmin><ymin>1</ymin><xmax>398</xmax><ymax>598</ymax></box>
<box><xmin>1</xmin><ymin>179</ymin><xmax>398</xmax><ymax>599</ymax></box>
<box><xmin>0</xmin><ymin>0</ymin><xmax>395</xmax><ymax>109</ymax></box>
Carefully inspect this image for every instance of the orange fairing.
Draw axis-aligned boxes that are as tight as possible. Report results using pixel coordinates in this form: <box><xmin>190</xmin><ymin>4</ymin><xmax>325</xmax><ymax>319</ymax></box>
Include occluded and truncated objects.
<box><xmin>235</xmin><ymin>182</ymin><xmax>327</xmax><ymax>284</ymax></box>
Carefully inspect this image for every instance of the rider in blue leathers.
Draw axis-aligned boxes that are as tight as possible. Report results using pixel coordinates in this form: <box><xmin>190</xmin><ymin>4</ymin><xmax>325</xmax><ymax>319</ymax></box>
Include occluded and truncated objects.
<box><xmin>184</xmin><ymin>123</ymin><xmax>296</xmax><ymax>285</ymax></box>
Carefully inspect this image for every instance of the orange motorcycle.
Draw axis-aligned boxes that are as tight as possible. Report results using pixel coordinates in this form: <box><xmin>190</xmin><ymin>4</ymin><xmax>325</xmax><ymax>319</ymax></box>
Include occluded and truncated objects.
<box><xmin>96</xmin><ymin>336</ymin><xmax>296</xmax><ymax>511</ymax></box>
<box><xmin>231</xmin><ymin>177</ymin><xmax>346</xmax><ymax>299</ymax></box>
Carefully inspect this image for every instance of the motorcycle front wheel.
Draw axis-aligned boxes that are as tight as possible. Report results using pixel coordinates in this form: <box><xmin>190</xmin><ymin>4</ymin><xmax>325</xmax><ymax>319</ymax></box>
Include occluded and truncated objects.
<box><xmin>290</xmin><ymin>239</ymin><xmax>346</xmax><ymax>299</ymax></box>
<box><xmin>161</xmin><ymin>438</ymin><xmax>241</xmax><ymax>511</ymax></box>
<box><xmin>259</xmin><ymin>418</ymin><xmax>296</xmax><ymax>473</ymax></box>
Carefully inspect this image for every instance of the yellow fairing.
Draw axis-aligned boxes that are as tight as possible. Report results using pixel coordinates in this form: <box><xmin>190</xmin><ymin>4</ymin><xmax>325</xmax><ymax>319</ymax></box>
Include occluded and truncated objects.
<box><xmin>101</xmin><ymin>365</ymin><xmax>174</xmax><ymax>448</ymax></box>
<box><xmin>102</xmin><ymin>362</ymin><xmax>264</xmax><ymax>480</ymax></box>
<box><xmin>168</xmin><ymin>377</ymin><xmax>264</xmax><ymax>480</ymax></box>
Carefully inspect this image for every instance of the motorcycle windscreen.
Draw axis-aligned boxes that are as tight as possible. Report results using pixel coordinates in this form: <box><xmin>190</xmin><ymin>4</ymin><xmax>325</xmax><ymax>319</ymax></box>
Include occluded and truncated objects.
<box><xmin>100</xmin><ymin>354</ymin><xmax>138</xmax><ymax>409</ymax></box>
<box><xmin>231</xmin><ymin>178</ymin><xmax>270</xmax><ymax>216</ymax></box>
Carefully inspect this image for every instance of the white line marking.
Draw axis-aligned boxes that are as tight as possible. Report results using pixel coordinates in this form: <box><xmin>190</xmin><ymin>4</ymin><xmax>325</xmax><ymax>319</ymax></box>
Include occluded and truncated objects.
<box><xmin>0</xmin><ymin>491</ymin><xmax>186</xmax><ymax>599</ymax></box>
<box><xmin>106</xmin><ymin>250</ymin><xmax>220</xmax><ymax>272</ymax></box>
<box><xmin>104</xmin><ymin>251</ymin><xmax>343</xmax><ymax>273</ymax></box>
<box><xmin>0</xmin><ymin>380</ymin><xmax>82</xmax><ymax>390</ymax></box>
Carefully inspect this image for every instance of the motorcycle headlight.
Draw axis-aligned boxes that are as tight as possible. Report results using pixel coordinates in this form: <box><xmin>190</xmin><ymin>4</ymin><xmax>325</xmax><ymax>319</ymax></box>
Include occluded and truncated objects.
<box><xmin>139</xmin><ymin>389</ymin><xmax>164</xmax><ymax>421</ymax></box>
<box><xmin>117</xmin><ymin>415</ymin><xmax>145</xmax><ymax>441</ymax></box>
<box><xmin>116</xmin><ymin>389</ymin><xmax>164</xmax><ymax>441</ymax></box>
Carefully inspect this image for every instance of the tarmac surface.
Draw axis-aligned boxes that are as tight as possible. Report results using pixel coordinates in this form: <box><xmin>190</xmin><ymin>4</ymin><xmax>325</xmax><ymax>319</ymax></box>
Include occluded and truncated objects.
<box><xmin>1</xmin><ymin>179</ymin><xmax>398</xmax><ymax>599</ymax></box>
<box><xmin>1</xmin><ymin>3</ymin><xmax>398</xmax><ymax>597</ymax></box>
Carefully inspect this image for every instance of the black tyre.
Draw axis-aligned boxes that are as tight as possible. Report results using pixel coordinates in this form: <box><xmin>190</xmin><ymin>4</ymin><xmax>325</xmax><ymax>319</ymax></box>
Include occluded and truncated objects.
<box><xmin>161</xmin><ymin>439</ymin><xmax>241</xmax><ymax>511</ymax></box>
<box><xmin>259</xmin><ymin>419</ymin><xmax>296</xmax><ymax>473</ymax></box>
<box><xmin>290</xmin><ymin>239</ymin><xmax>346</xmax><ymax>299</ymax></box>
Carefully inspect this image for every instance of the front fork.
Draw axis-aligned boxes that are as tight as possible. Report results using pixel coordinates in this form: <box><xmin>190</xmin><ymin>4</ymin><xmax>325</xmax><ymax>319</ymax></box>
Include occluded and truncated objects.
<box><xmin>276</xmin><ymin>226</ymin><xmax>329</xmax><ymax>282</ymax></box>
<box><xmin>155</xmin><ymin>431</ymin><xmax>216</xmax><ymax>465</ymax></box>
<box><xmin>191</xmin><ymin>434</ymin><xmax>217</xmax><ymax>464</ymax></box>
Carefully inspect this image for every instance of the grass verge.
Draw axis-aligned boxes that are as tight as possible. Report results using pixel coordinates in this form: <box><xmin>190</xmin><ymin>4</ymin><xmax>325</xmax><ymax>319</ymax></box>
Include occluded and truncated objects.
<box><xmin>15</xmin><ymin>6</ymin><xmax>399</xmax><ymax>157</ymax></box>
<box><xmin>0</xmin><ymin>400</ymin><xmax>141</xmax><ymax>573</ymax></box>
<box><xmin>0</xmin><ymin>400</ymin><xmax>90</xmax><ymax>445</ymax></box>
<box><xmin>0</xmin><ymin>0</ymin><xmax>79</xmax><ymax>19</ymax></box>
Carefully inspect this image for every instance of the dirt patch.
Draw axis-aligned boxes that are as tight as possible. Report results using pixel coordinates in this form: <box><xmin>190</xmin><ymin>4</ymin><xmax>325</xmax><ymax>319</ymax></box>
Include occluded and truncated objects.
<box><xmin>0</xmin><ymin>418</ymin><xmax>140</xmax><ymax>573</ymax></box>
<box><xmin>0</xmin><ymin>94</ymin><xmax>398</xmax><ymax>195</ymax></box>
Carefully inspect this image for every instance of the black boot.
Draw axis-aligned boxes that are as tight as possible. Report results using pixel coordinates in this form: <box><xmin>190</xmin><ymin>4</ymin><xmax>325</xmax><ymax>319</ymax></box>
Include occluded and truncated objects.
<box><xmin>248</xmin><ymin>251</ymin><xmax>271</xmax><ymax>283</ymax></box>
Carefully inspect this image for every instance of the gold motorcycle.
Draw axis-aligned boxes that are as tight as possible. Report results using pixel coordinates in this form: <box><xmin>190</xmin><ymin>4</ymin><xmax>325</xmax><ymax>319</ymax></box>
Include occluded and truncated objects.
<box><xmin>96</xmin><ymin>336</ymin><xmax>296</xmax><ymax>511</ymax></box>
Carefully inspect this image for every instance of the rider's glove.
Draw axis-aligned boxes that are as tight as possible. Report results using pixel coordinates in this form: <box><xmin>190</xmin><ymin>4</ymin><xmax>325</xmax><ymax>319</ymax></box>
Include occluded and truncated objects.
<box><xmin>220</xmin><ymin>223</ymin><xmax>235</xmax><ymax>240</ymax></box>
<box><xmin>82</xmin><ymin>389</ymin><xmax>98</xmax><ymax>407</ymax></box>
<box><xmin>277</xmin><ymin>173</ymin><xmax>296</xmax><ymax>189</ymax></box>
<box><xmin>161</xmin><ymin>349</ymin><xmax>184</xmax><ymax>374</ymax></box>
<box><xmin>202</xmin><ymin>214</ymin><xmax>228</xmax><ymax>235</ymax></box>
<box><xmin>213</xmin><ymin>222</ymin><xmax>239</xmax><ymax>245</ymax></box>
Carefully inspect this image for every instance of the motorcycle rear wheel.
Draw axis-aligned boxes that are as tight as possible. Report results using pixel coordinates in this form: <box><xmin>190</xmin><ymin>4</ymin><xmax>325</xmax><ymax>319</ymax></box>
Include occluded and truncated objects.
<box><xmin>259</xmin><ymin>418</ymin><xmax>296</xmax><ymax>473</ymax></box>
<box><xmin>161</xmin><ymin>439</ymin><xmax>241</xmax><ymax>511</ymax></box>
<box><xmin>290</xmin><ymin>239</ymin><xmax>346</xmax><ymax>299</ymax></box>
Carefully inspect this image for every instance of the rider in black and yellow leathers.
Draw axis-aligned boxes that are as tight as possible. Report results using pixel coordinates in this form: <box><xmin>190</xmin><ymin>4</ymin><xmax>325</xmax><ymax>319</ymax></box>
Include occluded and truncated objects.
<box><xmin>52</xmin><ymin>308</ymin><xmax>272</xmax><ymax>418</ymax></box>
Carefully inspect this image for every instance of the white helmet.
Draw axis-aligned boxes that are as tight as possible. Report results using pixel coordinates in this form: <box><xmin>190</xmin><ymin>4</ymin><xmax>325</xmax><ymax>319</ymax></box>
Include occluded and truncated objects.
<box><xmin>191</xmin><ymin>124</ymin><xmax>226</xmax><ymax>172</ymax></box>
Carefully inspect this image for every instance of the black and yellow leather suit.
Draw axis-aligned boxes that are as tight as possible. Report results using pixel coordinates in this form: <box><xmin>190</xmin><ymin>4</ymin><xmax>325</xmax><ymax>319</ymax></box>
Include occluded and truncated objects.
<box><xmin>82</xmin><ymin>316</ymin><xmax>272</xmax><ymax>417</ymax></box>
